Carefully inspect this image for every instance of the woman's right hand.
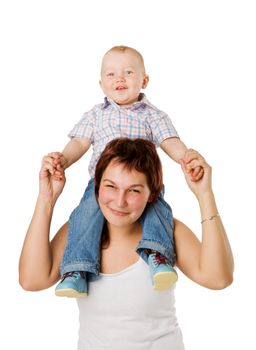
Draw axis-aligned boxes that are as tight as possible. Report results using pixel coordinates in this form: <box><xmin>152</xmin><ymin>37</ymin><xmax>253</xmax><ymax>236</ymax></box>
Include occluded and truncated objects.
<box><xmin>39</xmin><ymin>154</ymin><xmax>66</xmax><ymax>205</ymax></box>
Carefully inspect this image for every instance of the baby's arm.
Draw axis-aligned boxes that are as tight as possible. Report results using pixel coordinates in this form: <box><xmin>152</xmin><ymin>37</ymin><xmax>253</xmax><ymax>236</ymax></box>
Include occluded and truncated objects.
<box><xmin>161</xmin><ymin>137</ymin><xmax>187</xmax><ymax>163</ymax></box>
<box><xmin>61</xmin><ymin>137</ymin><xmax>91</xmax><ymax>169</ymax></box>
<box><xmin>160</xmin><ymin>137</ymin><xmax>203</xmax><ymax>181</ymax></box>
<box><xmin>48</xmin><ymin>138</ymin><xmax>91</xmax><ymax>180</ymax></box>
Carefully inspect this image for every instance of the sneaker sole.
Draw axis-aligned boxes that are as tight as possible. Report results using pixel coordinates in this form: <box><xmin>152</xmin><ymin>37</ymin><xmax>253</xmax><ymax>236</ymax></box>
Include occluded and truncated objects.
<box><xmin>55</xmin><ymin>288</ymin><xmax>87</xmax><ymax>298</ymax></box>
<box><xmin>153</xmin><ymin>271</ymin><xmax>178</xmax><ymax>291</ymax></box>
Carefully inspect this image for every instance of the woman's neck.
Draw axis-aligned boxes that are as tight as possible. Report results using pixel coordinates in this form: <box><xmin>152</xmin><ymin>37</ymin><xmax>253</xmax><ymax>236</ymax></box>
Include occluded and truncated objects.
<box><xmin>107</xmin><ymin>221</ymin><xmax>142</xmax><ymax>245</ymax></box>
<box><xmin>100</xmin><ymin>221</ymin><xmax>142</xmax><ymax>273</ymax></box>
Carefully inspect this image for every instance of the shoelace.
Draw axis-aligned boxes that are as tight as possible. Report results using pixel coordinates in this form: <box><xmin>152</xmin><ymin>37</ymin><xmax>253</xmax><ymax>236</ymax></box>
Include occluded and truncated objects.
<box><xmin>152</xmin><ymin>253</ymin><xmax>171</xmax><ymax>267</ymax></box>
<box><xmin>61</xmin><ymin>271</ymin><xmax>85</xmax><ymax>282</ymax></box>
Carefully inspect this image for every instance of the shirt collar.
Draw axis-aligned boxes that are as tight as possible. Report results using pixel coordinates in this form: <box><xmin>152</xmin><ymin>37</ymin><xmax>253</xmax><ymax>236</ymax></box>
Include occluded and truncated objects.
<box><xmin>102</xmin><ymin>93</ymin><xmax>152</xmax><ymax>110</ymax></box>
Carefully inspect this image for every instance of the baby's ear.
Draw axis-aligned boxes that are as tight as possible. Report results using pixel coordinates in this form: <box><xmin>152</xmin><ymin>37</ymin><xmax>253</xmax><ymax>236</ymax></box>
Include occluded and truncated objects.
<box><xmin>142</xmin><ymin>75</ymin><xmax>149</xmax><ymax>89</ymax></box>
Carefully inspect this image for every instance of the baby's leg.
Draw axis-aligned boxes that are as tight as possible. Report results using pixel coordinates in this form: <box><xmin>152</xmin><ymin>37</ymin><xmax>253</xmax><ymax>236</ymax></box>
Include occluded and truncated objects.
<box><xmin>137</xmin><ymin>191</ymin><xmax>178</xmax><ymax>290</ymax></box>
<box><xmin>55</xmin><ymin>179</ymin><xmax>104</xmax><ymax>298</ymax></box>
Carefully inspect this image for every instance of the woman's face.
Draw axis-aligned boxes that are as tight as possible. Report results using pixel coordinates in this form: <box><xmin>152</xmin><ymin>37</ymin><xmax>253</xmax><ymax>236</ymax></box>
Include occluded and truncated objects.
<box><xmin>98</xmin><ymin>160</ymin><xmax>151</xmax><ymax>228</ymax></box>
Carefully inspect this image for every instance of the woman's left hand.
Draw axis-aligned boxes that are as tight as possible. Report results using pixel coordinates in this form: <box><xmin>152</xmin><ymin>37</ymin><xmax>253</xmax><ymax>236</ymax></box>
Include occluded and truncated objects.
<box><xmin>180</xmin><ymin>149</ymin><xmax>212</xmax><ymax>199</ymax></box>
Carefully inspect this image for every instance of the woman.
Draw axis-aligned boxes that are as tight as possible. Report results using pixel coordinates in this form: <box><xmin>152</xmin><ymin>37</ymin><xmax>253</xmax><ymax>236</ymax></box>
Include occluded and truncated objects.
<box><xmin>19</xmin><ymin>138</ymin><xmax>234</xmax><ymax>349</ymax></box>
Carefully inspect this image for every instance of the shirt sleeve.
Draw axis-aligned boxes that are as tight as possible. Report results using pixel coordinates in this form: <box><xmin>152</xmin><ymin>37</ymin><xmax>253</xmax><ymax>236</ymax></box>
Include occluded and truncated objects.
<box><xmin>68</xmin><ymin>108</ymin><xmax>95</xmax><ymax>142</ymax></box>
<box><xmin>149</xmin><ymin>110</ymin><xmax>179</xmax><ymax>146</ymax></box>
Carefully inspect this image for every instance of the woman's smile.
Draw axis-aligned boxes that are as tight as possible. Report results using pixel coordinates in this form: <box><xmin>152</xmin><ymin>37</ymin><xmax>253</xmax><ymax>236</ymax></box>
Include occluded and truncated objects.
<box><xmin>108</xmin><ymin>207</ymin><xmax>130</xmax><ymax>216</ymax></box>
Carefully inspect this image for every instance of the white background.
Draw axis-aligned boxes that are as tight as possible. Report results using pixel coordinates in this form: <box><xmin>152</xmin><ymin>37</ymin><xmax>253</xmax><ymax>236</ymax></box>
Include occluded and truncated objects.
<box><xmin>1</xmin><ymin>0</ymin><xmax>255</xmax><ymax>349</ymax></box>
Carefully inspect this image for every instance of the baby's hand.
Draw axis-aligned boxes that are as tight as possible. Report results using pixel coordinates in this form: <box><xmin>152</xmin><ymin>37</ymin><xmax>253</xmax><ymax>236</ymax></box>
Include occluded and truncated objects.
<box><xmin>46</xmin><ymin>152</ymin><xmax>67</xmax><ymax>181</ymax></box>
<box><xmin>189</xmin><ymin>165</ymin><xmax>204</xmax><ymax>182</ymax></box>
<box><xmin>181</xmin><ymin>151</ymin><xmax>204</xmax><ymax>182</ymax></box>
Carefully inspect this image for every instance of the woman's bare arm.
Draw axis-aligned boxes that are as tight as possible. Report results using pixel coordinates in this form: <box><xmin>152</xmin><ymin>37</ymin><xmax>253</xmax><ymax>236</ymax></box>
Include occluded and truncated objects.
<box><xmin>174</xmin><ymin>216</ymin><xmax>233</xmax><ymax>289</ymax></box>
<box><xmin>174</xmin><ymin>150</ymin><xmax>234</xmax><ymax>289</ymax></box>
<box><xmin>19</xmin><ymin>157</ymin><xmax>68</xmax><ymax>291</ymax></box>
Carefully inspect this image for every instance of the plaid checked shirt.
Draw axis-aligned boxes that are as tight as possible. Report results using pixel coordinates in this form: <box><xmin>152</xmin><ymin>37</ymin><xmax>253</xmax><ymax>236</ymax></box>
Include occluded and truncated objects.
<box><xmin>68</xmin><ymin>94</ymin><xmax>179</xmax><ymax>177</ymax></box>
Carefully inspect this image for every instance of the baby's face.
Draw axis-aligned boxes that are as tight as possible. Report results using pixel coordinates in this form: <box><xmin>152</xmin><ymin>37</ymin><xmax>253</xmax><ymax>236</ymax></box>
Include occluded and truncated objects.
<box><xmin>100</xmin><ymin>50</ymin><xmax>149</xmax><ymax>108</ymax></box>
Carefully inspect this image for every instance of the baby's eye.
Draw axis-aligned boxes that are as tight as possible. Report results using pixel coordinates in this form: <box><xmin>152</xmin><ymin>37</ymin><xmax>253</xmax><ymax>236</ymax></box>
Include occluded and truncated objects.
<box><xmin>107</xmin><ymin>72</ymin><xmax>114</xmax><ymax>77</ymax></box>
<box><xmin>125</xmin><ymin>70</ymin><xmax>133</xmax><ymax>75</ymax></box>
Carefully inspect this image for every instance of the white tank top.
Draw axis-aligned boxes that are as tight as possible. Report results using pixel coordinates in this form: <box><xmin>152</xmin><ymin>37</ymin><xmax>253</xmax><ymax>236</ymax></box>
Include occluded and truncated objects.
<box><xmin>77</xmin><ymin>257</ymin><xmax>185</xmax><ymax>350</ymax></box>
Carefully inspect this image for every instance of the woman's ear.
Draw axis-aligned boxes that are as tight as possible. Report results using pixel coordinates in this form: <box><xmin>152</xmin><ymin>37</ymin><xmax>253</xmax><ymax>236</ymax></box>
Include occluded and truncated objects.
<box><xmin>147</xmin><ymin>193</ymin><xmax>154</xmax><ymax>203</ymax></box>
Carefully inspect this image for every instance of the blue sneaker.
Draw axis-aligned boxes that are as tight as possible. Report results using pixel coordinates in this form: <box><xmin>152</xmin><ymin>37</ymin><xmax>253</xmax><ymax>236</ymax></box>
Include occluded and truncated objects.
<box><xmin>148</xmin><ymin>252</ymin><xmax>178</xmax><ymax>290</ymax></box>
<box><xmin>55</xmin><ymin>271</ymin><xmax>88</xmax><ymax>298</ymax></box>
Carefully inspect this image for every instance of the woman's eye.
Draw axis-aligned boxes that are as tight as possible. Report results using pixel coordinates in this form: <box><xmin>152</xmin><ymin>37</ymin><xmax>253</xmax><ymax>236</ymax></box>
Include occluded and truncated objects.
<box><xmin>129</xmin><ymin>189</ymin><xmax>140</xmax><ymax>193</ymax></box>
<box><xmin>106</xmin><ymin>184</ymin><xmax>115</xmax><ymax>189</ymax></box>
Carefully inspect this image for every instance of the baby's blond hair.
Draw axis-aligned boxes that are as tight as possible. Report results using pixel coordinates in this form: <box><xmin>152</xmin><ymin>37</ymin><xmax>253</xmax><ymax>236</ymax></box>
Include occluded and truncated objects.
<box><xmin>103</xmin><ymin>45</ymin><xmax>146</xmax><ymax>73</ymax></box>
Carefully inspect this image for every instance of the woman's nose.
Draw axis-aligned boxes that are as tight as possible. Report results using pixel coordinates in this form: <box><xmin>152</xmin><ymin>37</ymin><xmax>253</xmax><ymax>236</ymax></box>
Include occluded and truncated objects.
<box><xmin>116</xmin><ymin>192</ymin><xmax>127</xmax><ymax>207</ymax></box>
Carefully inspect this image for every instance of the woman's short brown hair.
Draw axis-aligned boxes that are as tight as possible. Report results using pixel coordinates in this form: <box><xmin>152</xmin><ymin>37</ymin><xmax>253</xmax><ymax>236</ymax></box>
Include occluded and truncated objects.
<box><xmin>94</xmin><ymin>138</ymin><xmax>163</xmax><ymax>202</ymax></box>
